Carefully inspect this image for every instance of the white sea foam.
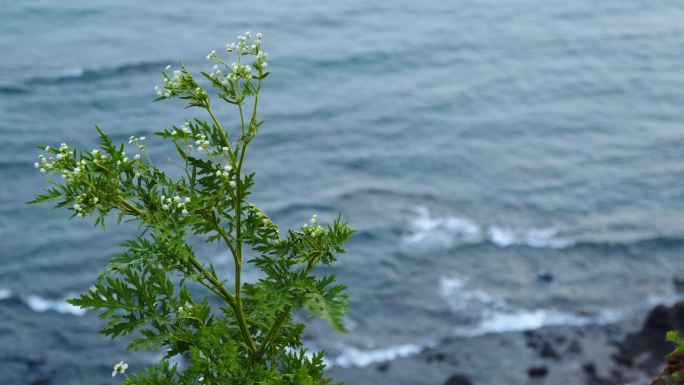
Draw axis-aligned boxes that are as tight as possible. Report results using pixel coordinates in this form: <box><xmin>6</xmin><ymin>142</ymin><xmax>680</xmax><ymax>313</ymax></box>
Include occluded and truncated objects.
<box><xmin>439</xmin><ymin>277</ymin><xmax>506</xmax><ymax>311</ymax></box>
<box><xmin>456</xmin><ymin>308</ymin><xmax>622</xmax><ymax>337</ymax></box>
<box><xmin>438</xmin><ymin>276</ymin><xmax>621</xmax><ymax>338</ymax></box>
<box><xmin>0</xmin><ymin>288</ymin><xmax>12</xmax><ymax>300</ymax></box>
<box><xmin>23</xmin><ymin>294</ymin><xmax>86</xmax><ymax>316</ymax></box>
<box><xmin>331</xmin><ymin>343</ymin><xmax>424</xmax><ymax>368</ymax></box>
<box><xmin>403</xmin><ymin>207</ymin><xmax>574</xmax><ymax>249</ymax></box>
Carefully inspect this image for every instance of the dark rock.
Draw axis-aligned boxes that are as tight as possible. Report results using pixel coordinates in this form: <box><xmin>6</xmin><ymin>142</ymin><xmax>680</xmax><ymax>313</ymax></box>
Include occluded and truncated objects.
<box><xmin>540</xmin><ymin>341</ymin><xmax>559</xmax><ymax>360</ymax></box>
<box><xmin>566</xmin><ymin>340</ymin><xmax>582</xmax><ymax>354</ymax></box>
<box><xmin>614</xmin><ymin>300</ymin><xmax>684</xmax><ymax>372</ymax></box>
<box><xmin>612</xmin><ymin>353</ymin><xmax>633</xmax><ymax>368</ymax></box>
<box><xmin>582</xmin><ymin>362</ymin><xmax>596</xmax><ymax>375</ymax></box>
<box><xmin>535</xmin><ymin>272</ymin><xmax>554</xmax><ymax>283</ymax></box>
<box><xmin>443</xmin><ymin>374</ymin><xmax>472</xmax><ymax>385</ymax></box>
<box><xmin>528</xmin><ymin>366</ymin><xmax>548</xmax><ymax>377</ymax></box>
<box><xmin>649</xmin><ymin>352</ymin><xmax>684</xmax><ymax>385</ymax></box>
<box><xmin>674</xmin><ymin>277</ymin><xmax>684</xmax><ymax>294</ymax></box>
<box><xmin>377</xmin><ymin>362</ymin><xmax>390</xmax><ymax>372</ymax></box>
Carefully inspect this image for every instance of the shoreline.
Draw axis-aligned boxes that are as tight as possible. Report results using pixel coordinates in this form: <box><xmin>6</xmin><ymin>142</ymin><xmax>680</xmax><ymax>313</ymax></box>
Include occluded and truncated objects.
<box><xmin>329</xmin><ymin>301</ymin><xmax>684</xmax><ymax>385</ymax></box>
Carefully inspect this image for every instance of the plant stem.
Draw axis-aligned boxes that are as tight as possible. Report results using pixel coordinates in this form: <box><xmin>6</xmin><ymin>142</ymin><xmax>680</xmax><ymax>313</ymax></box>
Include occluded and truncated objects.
<box><xmin>256</xmin><ymin>305</ymin><xmax>291</xmax><ymax>360</ymax></box>
<box><xmin>206</xmin><ymin>105</ymin><xmax>235</xmax><ymax>161</ymax></box>
<box><xmin>206</xmin><ymin>98</ymin><xmax>257</xmax><ymax>356</ymax></box>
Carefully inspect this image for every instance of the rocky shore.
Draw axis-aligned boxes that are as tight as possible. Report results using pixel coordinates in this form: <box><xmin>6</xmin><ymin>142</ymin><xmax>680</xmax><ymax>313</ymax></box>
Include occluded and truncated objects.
<box><xmin>329</xmin><ymin>300</ymin><xmax>684</xmax><ymax>385</ymax></box>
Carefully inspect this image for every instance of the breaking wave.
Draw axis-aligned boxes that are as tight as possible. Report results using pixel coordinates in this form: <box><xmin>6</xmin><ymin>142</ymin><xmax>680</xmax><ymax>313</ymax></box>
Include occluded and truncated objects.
<box><xmin>23</xmin><ymin>61</ymin><xmax>168</xmax><ymax>85</ymax></box>
<box><xmin>0</xmin><ymin>288</ymin><xmax>86</xmax><ymax>316</ymax></box>
<box><xmin>402</xmin><ymin>207</ymin><xmax>575</xmax><ymax>249</ymax></box>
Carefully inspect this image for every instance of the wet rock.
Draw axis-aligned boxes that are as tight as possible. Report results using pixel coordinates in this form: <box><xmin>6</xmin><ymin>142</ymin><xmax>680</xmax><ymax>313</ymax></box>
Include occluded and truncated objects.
<box><xmin>674</xmin><ymin>277</ymin><xmax>684</xmax><ymax>294</ymax></box>
<box><xmin>614</xmin><ymin>300</ymin><xmax>684</xmax><ymax>372</ymax></box>
<box><xmin>566</xmin><ymin>339</ymin><xmax>582</xmax><ymax>354</ymax></box>
<box><xmin>442</xmin><ymin>374</ymin><xmax>472</xmax><ymax>385</ymax></box>
<box><xmin>535</xmin><ymin>272</ymin><xmax>554</xmax><ymax>283</ymax></box>
<box><xmin>377</xmin><ymin>362</ymin><xmax>390</xmax><ymax>372</ymax></box>
<box><xmin>539</xmin><ymin>341</ymin><xmax>559</xmax><ymax>360</ymax></box>
<box><xmin>527</xmin><ymin>366</ymin><xmax>548</xmax><ymax>377</ymax></box>
<box><xmin>649</xmin><ymin>352</ymin><xmax>684</xmax><ymax>385</ymax></box>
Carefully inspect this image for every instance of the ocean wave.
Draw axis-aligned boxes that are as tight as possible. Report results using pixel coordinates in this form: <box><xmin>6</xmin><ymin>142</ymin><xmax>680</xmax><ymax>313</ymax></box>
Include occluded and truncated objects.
<box><xmin>0</xmin><ymin>288</ymin><xmax>12</xmax><ymax>300</ymax></box>
<box><xmin>455</xmin><ymin>308</ymin><xmax>621</xmax><ymax>338</ymax></box>
<box><xmin>326</xmin><ymin>306</ymin><xmax>622</xmax><ymax>368</ymax></box>
<box><xmin>24</xmin><ymin>61</ymin><xmax>168</xmax><ymax>85</ymax></box>
<box><xmin>438</xmin><ymin>276</ymin><xmax>622</xmax><ymax>337</ymax></box>
<box><xmin>439</xmin><ymin>277</ymin><xmax>506</xmax><ymax>312</ymax></box>
<box><xmin>402</xmin><ymin>207</ymin><xmax>574</xmax><ymax>249</ymax></box>
<box><xmin>330</xmin><ymin>343</ymin><xmax>425</xmax><ymax>368</ymax></box>
<box><xmin>0</xmin><ymin>288</ymin><xmax>85</xmax><ymax>316</ymax></box>
<box><xmin>24</xmin><ymin>294</ymin><xmax>86</xmax><ymax>316</ymax></box>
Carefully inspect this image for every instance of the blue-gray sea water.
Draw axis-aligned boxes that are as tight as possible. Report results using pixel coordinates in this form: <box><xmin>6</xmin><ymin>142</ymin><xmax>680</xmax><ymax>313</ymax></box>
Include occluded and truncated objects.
<box><xmin>2</xmin><ymin>0</ymin><xmax>684</xmax><ymax>384</ymax></box>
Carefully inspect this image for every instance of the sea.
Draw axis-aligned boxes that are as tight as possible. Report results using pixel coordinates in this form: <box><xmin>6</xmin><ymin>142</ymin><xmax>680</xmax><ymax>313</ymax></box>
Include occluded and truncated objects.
<box><xmin>2</xmin><ymin>1</ymin><xmax>684</xmax><ymax>384</ymax></box>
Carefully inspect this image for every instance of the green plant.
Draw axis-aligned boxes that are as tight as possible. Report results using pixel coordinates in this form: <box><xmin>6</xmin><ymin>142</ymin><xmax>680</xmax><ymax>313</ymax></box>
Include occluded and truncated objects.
<box><xmin>667</xmin><ymin>330</ymin><xmax>684</xmax><ymax>358</ymax></box>
<box><xmin>30</xmin><ymin>32</ymin><xmax>355</xmax><ymax>384</ymax></box>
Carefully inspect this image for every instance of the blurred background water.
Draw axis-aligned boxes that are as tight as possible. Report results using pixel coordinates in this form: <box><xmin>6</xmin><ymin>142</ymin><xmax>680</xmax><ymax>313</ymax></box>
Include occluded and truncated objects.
<box><xmin>2</xmin><ymin>0</ymin><xmax>684</xmax><ymax>384</ymax></box>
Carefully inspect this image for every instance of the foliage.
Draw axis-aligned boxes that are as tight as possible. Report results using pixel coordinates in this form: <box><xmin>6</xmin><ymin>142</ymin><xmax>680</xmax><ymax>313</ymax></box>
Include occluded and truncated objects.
<box><xmin>30</xmin><ymin>32</ymin><xmax>355</xmax><ymax>384</ymax></box>
<box><xmin>667</xmin><ymin>330</ymin><xmax>684</xmax><ymax>358</ymax></box>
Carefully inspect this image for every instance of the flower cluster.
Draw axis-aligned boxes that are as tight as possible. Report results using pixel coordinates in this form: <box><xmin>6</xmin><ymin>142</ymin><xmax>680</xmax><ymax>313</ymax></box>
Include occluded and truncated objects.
<box><xmin>112</xmin><ymin>361</ymin><xmax>128</xmax><ymax>377</ymax></box>
<box><xmin>302</xmin><ymin>214</ymin><xmax>325</xmax><ymax>237</ymax></box>
<box><xmin>72</xmin><ymin>193</ymin><xmax>99</xmax><ymax>217</ymax></box>
<box><xmin>160</xmin><ymin>194</ymin><xmax>191</xmax><ymax>215</ymax></box>
<box><xmin>194</xmin><ymin>133</ymin><xmax>210</xmax><ymax>152</ymax></box>
<box><xmin>177</xmin><ymin>304</ymin><xmax>194</xmax><ymax>318</ymax></box>
<box><xmin>209</xmin><ymin>63</ymin><xmax>252</xmax><ymax>82</ymax></box>
<box><xmin>206</xmin><ymin>32</ymin><xmax>268</xmax><ymax>85</ymax></box>
<box><xmin>34</xmin><ymin>143</ymin><xmax>71</xmax><ymax>174</ymax></box>
<box><xmin>128</xmin><ymin>135</ymin><xmax>146</xmax><ymax>151</ymax></box>
<box><xmin>89</xmin><ymin>149</ymin><xmax>109</xmax><ymax>163</ymax></box>
<box><xmin>115</xmin><ymin>150</ymin><xmax>130</xmax><ymax>166</ymax></box>
<box><xmin>225</xmin><ymin>31</ymin><xmax>262</xmax><ymax>53</ymax></box>
<box><xmin>156</xmin><ymin>65</ymin><xmax>206</xmax><ymax>102</ymax></box>
<box><xmin>170</xmin><ymin>122</ymin><xmax>193</xmax><ymax>138</ymax></box>
<box><xmin>214</xmin><ymin>163</ymin><xmax>236</xmax><ymax>187</ymax></box>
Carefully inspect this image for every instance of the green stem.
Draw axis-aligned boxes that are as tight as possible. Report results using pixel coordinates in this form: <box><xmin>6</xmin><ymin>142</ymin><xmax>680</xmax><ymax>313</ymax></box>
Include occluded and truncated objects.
<box><xmin>205</xmin><ymin>99</ymin><xmax>257</xmax><ymax>356</ymax></box>
<box><xmin>206</xmin><ymin>105</ymin><xmax>235</xmax><ymax>162</ymax></box>
<box><xmin>256</xmin><ymin>305</ymin><xmax>291</xmax><ymax>360</ymax></box>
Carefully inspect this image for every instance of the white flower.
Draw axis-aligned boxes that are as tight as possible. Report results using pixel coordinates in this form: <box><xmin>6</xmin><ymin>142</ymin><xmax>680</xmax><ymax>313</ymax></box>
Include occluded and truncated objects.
<box><xmin>134</xmin><ymin>154</ymin><xmax>141</xmax><ymax>160</ymax></box>
<box><xmin>228</xmin><ymin>181</ymin><xmax>236</xmax><ymax>188</ymax></box>
<box><xmin>181</xmin><ymin>208</ymin><xmax>188</xmax><ymax>215</ymax></box>
<box><xmin>206</xmin><ymin>50</ymin><xmax>216</xmax><ymax>60</ymax></box>
<box><xmin>112</xmin><ymin>361</ymin><xmax>128</xmax><ymax>377</ymax></box>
